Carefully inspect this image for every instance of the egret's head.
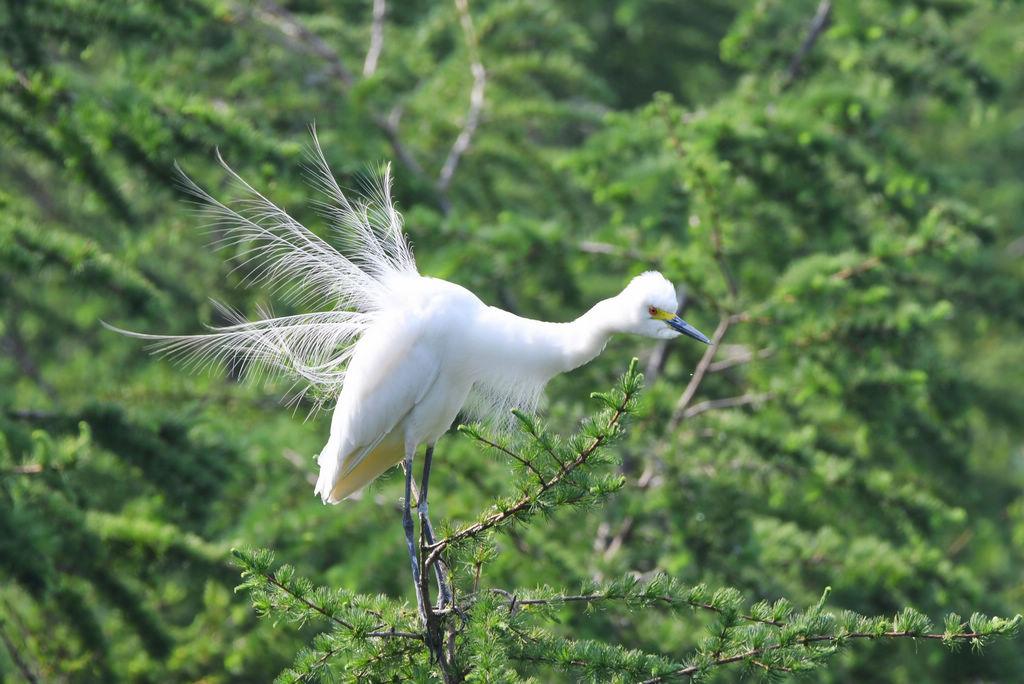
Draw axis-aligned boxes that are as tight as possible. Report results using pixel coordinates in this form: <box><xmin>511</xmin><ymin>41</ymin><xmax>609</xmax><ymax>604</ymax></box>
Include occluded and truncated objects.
<box><xmin>617</xmin><ymin>271</ymin><xmax>711</xmax><ymax>344</ymax></box>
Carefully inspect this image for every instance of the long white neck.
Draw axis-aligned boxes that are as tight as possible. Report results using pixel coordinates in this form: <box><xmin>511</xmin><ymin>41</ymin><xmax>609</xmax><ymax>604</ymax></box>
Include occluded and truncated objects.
<box><xmin>552</xmin><ymin>298</ymin><xmax>621</xmax><ymax>373</ymax></box>
<box><xmin>465</xmin><ymin>296</ymin><xmax>624</xmax><ymax>388</ymax></box>
<box><xmin>449</xmin><ymin>294</ymin><xmax>628</xmax><ymax>429</ymax></box>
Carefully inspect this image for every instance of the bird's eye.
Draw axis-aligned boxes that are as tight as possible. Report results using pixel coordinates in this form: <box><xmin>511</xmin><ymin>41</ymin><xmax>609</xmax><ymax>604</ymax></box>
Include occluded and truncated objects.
<box><xmin>648</xmin><ymin>306</ymin><xmax>658</xmax><ymax>316</ymax></box>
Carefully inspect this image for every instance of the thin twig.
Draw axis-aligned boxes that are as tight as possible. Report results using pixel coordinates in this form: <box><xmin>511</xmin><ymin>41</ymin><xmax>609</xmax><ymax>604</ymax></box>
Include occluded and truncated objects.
<box><xmin>830</xmin><ymin>239</ymin><xmax>938</xmax><ymax>282</ymax></box>
<box><xmin>437</xmin><ymin>0</ymin><xmax>487</xmax><ymax>195</ymax></box>
<box><xmin>264</xmin><ymin>573</ymin><xmax>354</xmax><ymax>630</ymax></box>
<box><xmin>429</xmin><ymin>386</ymin><xmax>635</xmax><ymax>555</ymax></box>
<box><xmin>681</xmin><ymin>392</ymin><xmax>774</xmax><ymax>420</ymax></box>
<box><xmin>514</xmin><ymin>417</ymin><xmax>566</xmax><ymax>470</ymax></box>
<box><xmin>472</xmin><ymin>434</ymin><xmax>548</xmax><ymax>486</ymax></box>
<box><xmin>263</xmin><ymin>573</ymin><xmax>421</xmax><ymax>640</ymax></box>
<box><xmin>754</xmin><ymin>658</ymin><xmax>793</xmax><ymax>673</ymax></box>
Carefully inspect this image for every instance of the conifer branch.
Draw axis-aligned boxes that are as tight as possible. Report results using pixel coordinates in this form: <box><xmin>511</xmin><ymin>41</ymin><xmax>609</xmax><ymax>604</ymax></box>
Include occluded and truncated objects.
<box><xmin>261</xmin><ymin>572</ymin><xmax>357</xmax><ymax>631</ymax></box>
<box><xmin>291</xmin><ymin>645</ymin><xmax>345</xmax><ymax>683</ymax></box>
<box><xmin>470</xmin><ymin>434</ymin><xmax>548</xmax><ymax>486</ymax></box>
<box><xmin>3</xmin><ymin>463</ymin><xmax>45</xmax><ymax>475</ymax></box>
<box><xmin>494</xmin><ymin>581</ymin><xmax>1021</xmax><ymax>683</ymax></box>
<box><xmin>483</xmin><ymin>584</ymin><xmax>786</xmax><ymax>628</ymax></box>
<box><xmin>439</xmin><ymin>410</ymin><xmax>623</xmax><ymax>550</ymax></box>
<box><xmin>233</xmin><ymin>550</ymin><xmax>421</xmax><ymax>641</ymax></box>
<box><xmin>433</xmin><ymin>362</ymin><xmax>641</xmax><ymax>555</ymax></box>
<box><xmin>640</xmin><ymin>623</ymin><xmax>1023</xmax><ymax>682</ymax></box>
<box><xmin>730</xmin><ymin>233</ymin><xmax>954</xmax><ymax>330</ymax></box>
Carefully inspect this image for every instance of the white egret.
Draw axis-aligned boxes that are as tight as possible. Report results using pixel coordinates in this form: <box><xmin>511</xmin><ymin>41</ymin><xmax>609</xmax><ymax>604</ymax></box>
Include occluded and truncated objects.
<box><xmin>106</xmin><ymin>135</ymin><xmax>710</xmax><ymax>625</ymax></box>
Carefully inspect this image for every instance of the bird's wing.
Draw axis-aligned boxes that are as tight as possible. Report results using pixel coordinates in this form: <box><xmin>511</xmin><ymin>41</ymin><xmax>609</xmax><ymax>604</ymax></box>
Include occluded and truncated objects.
<box><xmin>319</xmin><ymin>313</ymin><xmax>444</xmax><ymax>483</ymax></box>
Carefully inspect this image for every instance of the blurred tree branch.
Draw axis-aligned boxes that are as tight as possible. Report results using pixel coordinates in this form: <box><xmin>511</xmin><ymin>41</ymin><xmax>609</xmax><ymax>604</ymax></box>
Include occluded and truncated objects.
<box><xmin>785</xmin><ymin>1</ymin><xmax>833</xmax><ymax>86</ymax></box>
<box><xmin>436</xmin><ymin>0</ymin><xmax>487</xmax><ymax>200</ymax></box>
<box><xmin>363</xmin><ymin>0</ymin><xmax>386</xmax><ymax>77</ymax></box>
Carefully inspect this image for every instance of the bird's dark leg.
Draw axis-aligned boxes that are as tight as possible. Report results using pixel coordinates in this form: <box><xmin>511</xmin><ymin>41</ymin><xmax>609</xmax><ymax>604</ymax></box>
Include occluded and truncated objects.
<box><xmin>417</xmin><ymin>446</ymin><xmax>453</xmax><ymax>609</ymax></box>
<box><xmin>402</xmin><ymin>451</ymin><xmax>427</xmax><ymax>628</ymax></box>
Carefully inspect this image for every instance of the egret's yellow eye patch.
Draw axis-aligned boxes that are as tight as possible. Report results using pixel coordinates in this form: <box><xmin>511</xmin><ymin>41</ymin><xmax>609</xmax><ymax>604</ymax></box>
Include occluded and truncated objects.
<box><xmin>648</xmin><ymin>306</ymin><xmax>674</xmax><ymax>321</ymax></box>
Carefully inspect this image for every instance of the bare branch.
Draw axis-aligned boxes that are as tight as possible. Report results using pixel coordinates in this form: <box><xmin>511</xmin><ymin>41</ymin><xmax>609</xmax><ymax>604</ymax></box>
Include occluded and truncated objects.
<box><xmin>436</xmin><ymin>0</ymin><xmax>487</xmax><ymax>195</ymax></box>
<box><xmin>252</xmin><ymin>1</ymin><xmax>443</xmax><ymax>210</ymax></box>
<box><xmin>578</xmin><ymin>241</ymin><xmax>648</xmax><ymax>261</ymax></box>
<box><xmin>3</xmin><ymin>464</ymin><xmax>43</xmax><ymax>475</ymax></box>
<box><xmin>668</xmin><ymin>316</ymin><xmax>731</xmax><ymax>431</ymax></box>
<box><xmin>363</xmin><ymin>0</ymin><xmax>386</xmax><ymax>77</ymax></box>
<box><xmin>785</xmin><ymin>1</ymin><xmax>833</xmax><ymax>85</ymax></box>
<box><xmin>597</xmin><ymin>317</ymin><xmax>733</xmax><ymax>561</ymax></box>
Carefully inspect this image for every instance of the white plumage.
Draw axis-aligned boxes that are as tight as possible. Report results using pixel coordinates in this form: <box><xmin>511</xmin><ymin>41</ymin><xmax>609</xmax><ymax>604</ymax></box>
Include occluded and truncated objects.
<box><xmin>106</xmin><ymin>133</ymin><xmax>711</xmax><ymax>506</ymax></box>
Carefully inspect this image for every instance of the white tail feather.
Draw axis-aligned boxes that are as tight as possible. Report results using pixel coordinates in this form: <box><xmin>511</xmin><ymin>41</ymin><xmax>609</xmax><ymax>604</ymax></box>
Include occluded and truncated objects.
<box><xmin>108</xmin><ymin>130</ymin><xmax>419</xmax><ymax>412</ymax></box>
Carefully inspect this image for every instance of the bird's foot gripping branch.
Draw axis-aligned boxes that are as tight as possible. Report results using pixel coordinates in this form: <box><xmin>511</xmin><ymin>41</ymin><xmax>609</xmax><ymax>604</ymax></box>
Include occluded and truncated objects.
<box><xmin>231</xmin><ymin>362</ymin><xmax>1022</xmax><ymax>682</ymax></box>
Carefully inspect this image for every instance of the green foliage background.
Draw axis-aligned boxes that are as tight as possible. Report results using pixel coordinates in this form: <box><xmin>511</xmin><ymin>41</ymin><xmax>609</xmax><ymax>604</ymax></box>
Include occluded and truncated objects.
<box><xmin>1</xmin><ymin>0</ymin><xmax>1022</xmax><ymax>681</ymax></box>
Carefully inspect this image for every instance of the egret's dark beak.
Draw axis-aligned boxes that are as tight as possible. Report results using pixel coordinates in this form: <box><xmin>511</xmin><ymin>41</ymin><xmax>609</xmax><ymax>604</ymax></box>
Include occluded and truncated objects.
<box><xmin>668</xmin><ymin>316</ymin><xmax>712</xmax><ymax>344</ymax></box>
